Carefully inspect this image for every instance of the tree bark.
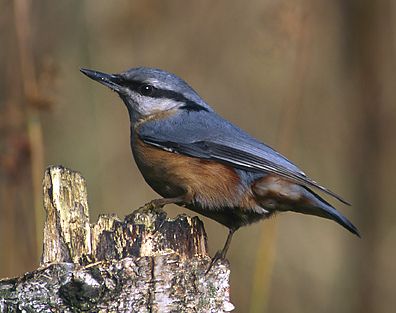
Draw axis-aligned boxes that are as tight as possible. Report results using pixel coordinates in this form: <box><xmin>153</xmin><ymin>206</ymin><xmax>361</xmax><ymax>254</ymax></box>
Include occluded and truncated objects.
<box><xmin>0</xmin><ymin>166</ymin><xmax>234</xmax><ymax>312</ymax></box>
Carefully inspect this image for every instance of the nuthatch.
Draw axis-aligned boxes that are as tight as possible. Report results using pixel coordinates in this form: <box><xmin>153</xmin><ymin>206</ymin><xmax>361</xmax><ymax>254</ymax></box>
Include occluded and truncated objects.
<box><xmin>81</xmin><ymin>67</ymin><xmax>359</xmax><ymax>268</ymax></box>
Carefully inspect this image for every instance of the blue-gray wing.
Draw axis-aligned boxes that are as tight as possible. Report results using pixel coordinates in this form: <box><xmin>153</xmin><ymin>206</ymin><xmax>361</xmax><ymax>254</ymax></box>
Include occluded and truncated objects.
<box><xmin>138</xmin><ymin>110</ymin><xmax>349</xmax><ymax>205</ymax></box>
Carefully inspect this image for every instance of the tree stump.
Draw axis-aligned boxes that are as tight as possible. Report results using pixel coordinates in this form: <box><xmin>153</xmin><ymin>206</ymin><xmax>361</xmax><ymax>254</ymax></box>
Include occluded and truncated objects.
<box><xmin>0</xmin><ymin>166</ymin><xmax>234</xmax><ymax>312</ymax></box>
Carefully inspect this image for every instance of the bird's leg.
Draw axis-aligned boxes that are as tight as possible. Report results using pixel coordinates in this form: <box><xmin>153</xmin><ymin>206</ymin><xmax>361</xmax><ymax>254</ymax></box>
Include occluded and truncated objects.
<box><xmin>206</xmin><ymin>228</ymin><xmax>236</xmax><ymax>274</ymax></box>
<box><xmin>136</xmin><ymin>196</ymin><xmax>187</xmax><ymax>213</ymax></box>
<box><xmin>127</xmin><ymin>196</ymin><xmax>188</xmax><ymax>224</ymax></box>
<box><xmin>148</xmin><ymin>196</ymin><xmax>189</xmax><ymax>208</ymax></box>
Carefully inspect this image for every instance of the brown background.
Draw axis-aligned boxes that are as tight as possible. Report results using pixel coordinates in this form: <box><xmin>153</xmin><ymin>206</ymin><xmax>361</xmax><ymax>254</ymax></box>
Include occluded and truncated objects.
<box><xmin>1</xmin><ymin>1</ymin><xmax>395</xmax><ymax>312</ymax></box>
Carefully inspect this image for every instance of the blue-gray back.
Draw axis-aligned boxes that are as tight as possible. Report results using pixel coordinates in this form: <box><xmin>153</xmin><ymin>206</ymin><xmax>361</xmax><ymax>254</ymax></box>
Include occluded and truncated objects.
<box><xmin>138</xmin><ymin>109</ymin><xmax>348</xmax><ymax>204</ymax></box>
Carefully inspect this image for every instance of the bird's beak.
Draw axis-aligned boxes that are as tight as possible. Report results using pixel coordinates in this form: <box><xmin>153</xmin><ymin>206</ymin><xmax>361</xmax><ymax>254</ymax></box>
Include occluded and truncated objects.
<box><xmin>80</xmin><ymin>68</ymin><xmax>124</xmax><ymax>93</ymax></box>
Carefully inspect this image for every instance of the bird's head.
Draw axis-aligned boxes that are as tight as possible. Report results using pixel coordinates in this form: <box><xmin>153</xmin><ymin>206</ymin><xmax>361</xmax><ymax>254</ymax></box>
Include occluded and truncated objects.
<box><xmin>80</xmin><ymin>67</ymin><xmax>211</xmax><ymax>121</ymax></box>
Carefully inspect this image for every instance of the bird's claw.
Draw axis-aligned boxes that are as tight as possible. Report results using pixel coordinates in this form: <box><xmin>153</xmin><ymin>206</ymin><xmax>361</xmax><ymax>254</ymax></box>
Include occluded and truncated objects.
<box><xmin>205</xmin><ymin>250</ymin><xmax>225</xmax><ymax>275</ymax></box>
<box><xmin>136</xmin><ymin>199</ymin><xmax>165</xmax><ymax>213</ymax></box>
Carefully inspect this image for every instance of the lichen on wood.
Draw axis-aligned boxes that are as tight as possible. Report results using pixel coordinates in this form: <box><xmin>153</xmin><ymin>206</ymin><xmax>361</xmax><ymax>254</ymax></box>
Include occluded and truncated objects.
<box><xmin>0</xmin><ymin>166</ymin><xmax>234</xmax><ymax>312</ymax></box>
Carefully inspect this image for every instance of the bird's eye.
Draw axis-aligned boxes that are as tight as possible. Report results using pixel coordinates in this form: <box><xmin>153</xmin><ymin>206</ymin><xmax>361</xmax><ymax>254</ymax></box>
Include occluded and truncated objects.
<box><xmin>139</xmin><ymin>84</ymin><xmax>154</xmax><ymax>96</ymax></box>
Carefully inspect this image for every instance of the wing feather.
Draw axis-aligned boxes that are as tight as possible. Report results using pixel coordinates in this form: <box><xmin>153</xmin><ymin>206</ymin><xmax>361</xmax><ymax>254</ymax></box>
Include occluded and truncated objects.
<box><xmin>137</xmin><ymin>110</ymin><xmax>350</xmax><ymax>205</ymax></box>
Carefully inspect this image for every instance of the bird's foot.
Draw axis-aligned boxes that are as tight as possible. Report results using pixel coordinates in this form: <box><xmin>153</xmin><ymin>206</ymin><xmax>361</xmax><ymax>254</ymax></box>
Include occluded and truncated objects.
<box><xmin>125</xmin><ymin>199</ymin><xmax>166</xmax><ymax>224</ymax></box>
<box><xmin>126</xmin><ymin>196</ymin><xmax>185</xmax><ymax>226</ymax></box>
<box><xmin>136</xmin><ymin>199</ymin><xmax>166</xmax><ymax>213</ymax></box>
<box><xmin>206</xmin><ymin>250</ymin><xmax>226</xmax><ymax>275</ymax></box>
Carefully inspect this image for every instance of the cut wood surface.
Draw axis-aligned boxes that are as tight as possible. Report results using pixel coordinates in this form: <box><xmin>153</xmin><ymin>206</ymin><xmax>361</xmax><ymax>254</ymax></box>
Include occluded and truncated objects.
<box><xmin>0</xmin><ymin>166</ymin><xmax>234</xmax><ymax>312</ymax></box>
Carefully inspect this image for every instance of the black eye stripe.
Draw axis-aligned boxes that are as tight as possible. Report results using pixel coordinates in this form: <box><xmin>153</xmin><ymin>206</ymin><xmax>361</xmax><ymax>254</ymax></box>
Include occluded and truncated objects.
<box><xmin>120</xmin><ymin>79</ymin><xmax>209</xmax><ymax>112</ymax></box>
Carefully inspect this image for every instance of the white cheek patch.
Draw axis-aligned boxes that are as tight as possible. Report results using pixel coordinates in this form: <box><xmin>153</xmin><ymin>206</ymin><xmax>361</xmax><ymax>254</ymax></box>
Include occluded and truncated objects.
<box><xmin>144</xmin><ymin>97</ymin><xmax>182</xmax><ymax>114</ymax></box>
<box><xmin>130</xmin><ymin>91</ymin><xmax>183</xmax><ymax>115</ymax></box>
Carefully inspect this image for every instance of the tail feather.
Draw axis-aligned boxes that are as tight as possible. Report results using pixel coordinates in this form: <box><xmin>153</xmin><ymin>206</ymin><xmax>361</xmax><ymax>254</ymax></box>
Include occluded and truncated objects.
<box><xmin>295</xmin><ymin>186</ymin><xmax>360</xmax><ymax>237</ymax></box>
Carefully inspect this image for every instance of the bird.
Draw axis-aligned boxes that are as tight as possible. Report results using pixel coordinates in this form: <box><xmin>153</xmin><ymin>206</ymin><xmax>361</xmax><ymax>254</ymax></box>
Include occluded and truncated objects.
<box><xmin>80</xmin><ymin>67</ymin><xmax>360</xmax><ymax>270</ymax></box>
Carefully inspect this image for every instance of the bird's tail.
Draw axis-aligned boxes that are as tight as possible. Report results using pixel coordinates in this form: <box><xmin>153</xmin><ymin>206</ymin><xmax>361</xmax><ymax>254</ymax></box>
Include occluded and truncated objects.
<box><xmin>292</xmin><ymin>186</ymin><xmax>360</xmax><ymax>237</ymax></box>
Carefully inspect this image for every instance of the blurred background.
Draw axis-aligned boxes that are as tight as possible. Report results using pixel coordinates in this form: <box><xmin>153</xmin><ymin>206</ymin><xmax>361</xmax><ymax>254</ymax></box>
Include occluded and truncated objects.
<box><xmin>1</xmin><ymin>0</ymin><xmax>395</xmax><ymax>312</ymax></box>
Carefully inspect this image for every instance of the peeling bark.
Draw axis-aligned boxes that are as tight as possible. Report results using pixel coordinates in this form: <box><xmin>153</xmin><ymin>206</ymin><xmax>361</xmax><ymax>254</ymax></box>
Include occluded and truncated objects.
<box><xmin>0</xmin><ymin>166</ymin><xmax>234</xmax><ymax>312</ymax></box>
